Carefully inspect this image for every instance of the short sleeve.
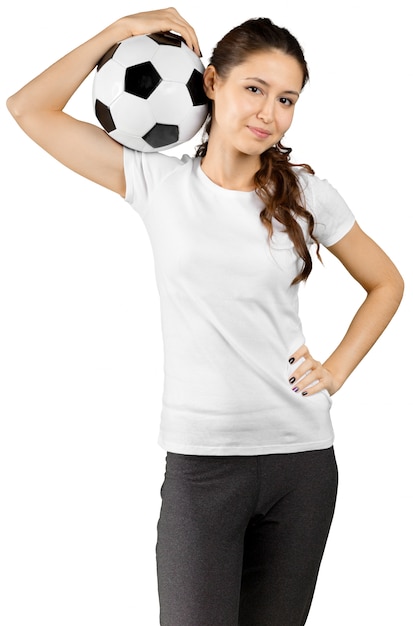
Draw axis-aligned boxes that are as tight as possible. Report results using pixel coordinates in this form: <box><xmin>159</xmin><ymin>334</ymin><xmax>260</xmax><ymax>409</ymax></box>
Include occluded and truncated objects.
<box><xmin>123</xmin><ymin>147</ymin><xmax>190</xmax><ymax>219</ymax></box>
<box><xmin>123</xmin><ymin>147</ymin><xmax>147</xmax><ymax>215</ymax></box>
<box><xmin>298</xmin><ymin>171</ymin><xmax>356</xmax><ymax>247</ymax></box>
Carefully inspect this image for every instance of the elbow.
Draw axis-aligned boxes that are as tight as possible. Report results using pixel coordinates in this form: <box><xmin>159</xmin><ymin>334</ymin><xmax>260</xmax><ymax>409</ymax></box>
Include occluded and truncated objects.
<box><xmin>6</xmin><ymin>93</ymin><xmax>23</xmax><ymax>121</ymax></box>
<box><xmin>6</xmin><ymin>92</ymin><xmax>41</xmax><ymax>138</ymax></box>
<box><xmin>366</xmin><ymin>268</ymin><xmax>404</xmax><ymax>316</ymax></box>
<box><xmin>393</xmin><ymin>272</ymin><xmax>405</xmax><ymax>307</ymax></box>
<box><xmin>6</xmin><ymin>91</ymin><xmax>33</xmax><ymax>122</ymax></box>
<box><xmin>382</xmin><ymin>270</ymin><xmax>404</xmax><ymax>314</ymax></box>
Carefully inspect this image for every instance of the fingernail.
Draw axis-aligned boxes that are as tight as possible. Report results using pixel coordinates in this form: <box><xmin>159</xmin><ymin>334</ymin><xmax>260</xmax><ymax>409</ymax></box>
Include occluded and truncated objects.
<box><xmin>292</xmin><ymin>387</ymin><xmax>299</xmax><ymax>393</ymax></box>
<box><xmin>289</xmin><ymin>377</ymin><xmax>296</xmax><ymax>384</ymax></box>
<box><xmin>302</xmin><ymin>391</ymin><xmax>308</xmax><ymax>396</ymax></box>
<box><xmin>289</xmin><ymin>357</ymin><xmax>295</xmax><ymax>364</ymax></box>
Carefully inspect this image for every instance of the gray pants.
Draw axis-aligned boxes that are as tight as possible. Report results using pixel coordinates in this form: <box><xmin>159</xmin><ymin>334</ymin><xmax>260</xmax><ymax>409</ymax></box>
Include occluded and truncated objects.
<box><xmin>156</xmin><ymin>447</ymin><xmax>338</xmax><ymax>625</ymax></box>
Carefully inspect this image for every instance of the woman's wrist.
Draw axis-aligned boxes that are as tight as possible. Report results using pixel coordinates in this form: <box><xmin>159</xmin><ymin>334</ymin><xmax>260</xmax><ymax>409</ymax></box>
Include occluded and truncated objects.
<box><xmin>95</xmin><ymin>19</ymin><xmax>135</xmax><ymax>55</ymax></box>
<box><xmin>106</xmin><ymin>17</ymin><xmax>136</xmax><ymax>43</ymax></box>
<box><xmin>106</xmin><ymin>14</ymin><xmax>153</xmax><ymax>45</ymax></box>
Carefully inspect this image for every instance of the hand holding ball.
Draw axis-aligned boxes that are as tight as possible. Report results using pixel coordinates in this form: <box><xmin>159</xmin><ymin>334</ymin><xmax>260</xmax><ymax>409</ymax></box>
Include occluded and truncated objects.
<box><xmin>93</xmin><ymin>32</ymin><xmax>208</xmax><ymax>152</ymax></box>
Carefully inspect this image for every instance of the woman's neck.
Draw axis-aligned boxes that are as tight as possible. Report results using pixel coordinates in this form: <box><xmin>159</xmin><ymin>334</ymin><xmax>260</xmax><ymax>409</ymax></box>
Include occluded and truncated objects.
<box><xmin>200</xmin><ymin>145</ymin><xmax>260</xmax><ymax>192</ymax></box>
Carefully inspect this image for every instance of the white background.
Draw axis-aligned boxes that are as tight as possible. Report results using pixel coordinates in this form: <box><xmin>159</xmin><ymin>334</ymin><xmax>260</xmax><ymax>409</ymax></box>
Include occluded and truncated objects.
<box><xmin>1</xmin><ymin>0</ymin><xmax>411</xmax><ymax>624</ymax></box>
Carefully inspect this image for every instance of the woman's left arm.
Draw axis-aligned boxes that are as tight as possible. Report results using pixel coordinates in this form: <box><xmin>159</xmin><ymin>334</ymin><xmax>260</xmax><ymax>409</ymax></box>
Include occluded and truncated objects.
<box><xmin>289</xmin><ymin>221</ymin><xmax>404</xmax><ymax>396</ymax></box>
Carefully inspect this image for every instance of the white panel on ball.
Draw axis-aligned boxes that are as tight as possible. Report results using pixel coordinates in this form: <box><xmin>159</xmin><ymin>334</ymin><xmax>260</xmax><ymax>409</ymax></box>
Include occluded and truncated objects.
<box><xmin>92</xmin><ymin>60</ymin><xmax>125</xmax><ymax>105</ymax></box>
<box><xmin>152</xmin><ymin>45</ymin><xmax>201</xmax><ymax>82</ymax></box>
<box><xmin>110</xmin><ymin>93</ymin><xmax>156</xmax><ymax>137</ymax></box>
<box><xmin>113</xmin><ymin>36</ymin><xmax>159</xmax><ymax>67</ymax></box>
<box><xmin>110</xmin><ymin>130</ymin><xmax>151</xmax><ymax>152</ymax></box>
<box><xmin>150</xmin><ymin>82</ymin><xmax>193</xmax><ymax>125</ymax></box>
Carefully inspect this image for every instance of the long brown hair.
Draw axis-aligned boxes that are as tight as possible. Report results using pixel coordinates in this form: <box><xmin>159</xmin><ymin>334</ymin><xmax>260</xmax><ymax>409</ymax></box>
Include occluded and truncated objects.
<box><xmin>196</xmin><ymin>18</ymin><xmax>320</xmax><ymax>284</ymax></box>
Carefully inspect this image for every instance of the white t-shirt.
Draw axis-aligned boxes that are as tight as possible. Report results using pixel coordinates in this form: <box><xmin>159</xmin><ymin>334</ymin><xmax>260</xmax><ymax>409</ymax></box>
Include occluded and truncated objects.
<box><xmin>123</xmin><ymin>148</ymin><xmax>355</xmax><ymax>455</ymax></box>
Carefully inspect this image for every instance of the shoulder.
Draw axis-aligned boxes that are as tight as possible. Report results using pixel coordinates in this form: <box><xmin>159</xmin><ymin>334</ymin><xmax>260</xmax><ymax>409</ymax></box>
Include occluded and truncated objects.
<box><xmin>123</xmin><ymin>149</ymin><xmax>196</xmax><ymax>209</ymax></box>
<box><xmin>292</xmin><ymin>166</ymin><xmax>356</xmax><ymax>247</ymax></box>
<box><xmin>124</xmin><ymin>147</ymin><xmax>194</xmax><ymax>182</ymax></box>
<box><xmin>293</xmin><ymin>165</ymin><xmax>337</xmax><ymax>200</ymax></box>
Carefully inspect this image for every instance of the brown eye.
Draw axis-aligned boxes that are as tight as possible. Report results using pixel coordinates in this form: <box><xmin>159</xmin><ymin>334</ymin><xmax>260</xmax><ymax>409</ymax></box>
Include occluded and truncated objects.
<box><xmin>247</xmin><ymin>86</ymin><xmax>262</xmax><ymax>94</ymax></box>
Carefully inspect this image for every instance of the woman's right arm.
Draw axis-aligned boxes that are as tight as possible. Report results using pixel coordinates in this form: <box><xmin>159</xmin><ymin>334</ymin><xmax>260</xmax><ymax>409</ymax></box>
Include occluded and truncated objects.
<box><xmin>6</xmin><ymin>8</ymin><xmax>200</xmax><ymax>198</ymax></box>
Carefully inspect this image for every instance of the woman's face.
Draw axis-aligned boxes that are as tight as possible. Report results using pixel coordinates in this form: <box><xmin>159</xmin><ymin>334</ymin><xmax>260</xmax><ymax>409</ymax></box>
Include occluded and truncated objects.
<box><xmin>205</xmin><ymin>49</ymin><xmax>304</xmax><ymax>157</ymax></box>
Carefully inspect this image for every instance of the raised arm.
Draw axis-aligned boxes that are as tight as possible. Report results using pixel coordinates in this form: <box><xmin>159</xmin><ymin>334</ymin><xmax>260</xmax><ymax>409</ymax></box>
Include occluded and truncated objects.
<box><xmin>6</xmin><ymin>8</ymin><xmax>201</xmax><ymax>197</ymax></box>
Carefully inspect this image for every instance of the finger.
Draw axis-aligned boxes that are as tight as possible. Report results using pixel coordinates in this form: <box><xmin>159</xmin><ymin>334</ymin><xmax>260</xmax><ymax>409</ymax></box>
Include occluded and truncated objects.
<box><xmin>289</xmin><ymin>350</ymin><xmax>316</xmax><ymax>378</ymax></box>
<box><xmin>289</xmin><ymin>367</ymin><xmax>319</xmax><ymax>389</ymax></box>
<box><xmin>130</xmin><ymin>9</ymin><xmax>202</xmax><ymax>57</ymax></box>
<box><xmin>289</xmin><ymin>359</ymin><xmax>325</xmax><ymax>391</ymax></box>
<box><xmin>179</xmin><ymin>26</ymin><xmax>202</xmax><ymax>56</ymax></box>
<box><xmin>300</xmin><ymin>380</ymin><xmax>326</xmax><ymax>397</ymax></box>
<box><xmin>289</xmin><ymin>359</ymin><xmax>319</xmax><ymax>384</ymax></box>
<box><xmin>288</xmin><ymin>344</ymin><xmax>309</xmax><ymax>365</ymax></box>
<box><xmin>163</xmin><ymin>8</ymin><xmax>202</xmax><ymax>56</ymax></box>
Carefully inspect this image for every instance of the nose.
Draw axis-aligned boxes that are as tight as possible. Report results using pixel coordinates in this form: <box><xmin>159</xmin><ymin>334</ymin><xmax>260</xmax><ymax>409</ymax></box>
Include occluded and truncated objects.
<box><xmin>257</xmin><ymin>99</ymin><xmax>274</xmax><ymax>124</ymax></box>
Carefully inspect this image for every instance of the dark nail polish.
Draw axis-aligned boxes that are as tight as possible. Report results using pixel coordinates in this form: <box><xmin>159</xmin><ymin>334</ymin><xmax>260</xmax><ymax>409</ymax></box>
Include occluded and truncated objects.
<box><xmin>302</xmin><ymin>391</ymin><xmax>308</xmax><ymax>396</ymax></box>
<box><xmin>289</xmin><ymin>357</ymin><xmax>295</xmax><ymax>364</ymax></box>
<box><xmin>289</xmin><ymin>377</ymin><xmax>296</xmax><ymax>384</ymax></box>
<box><xmin>292</xmin><ymin>387</ymin><xmax>299</xmax><ymax>393</ymax></box>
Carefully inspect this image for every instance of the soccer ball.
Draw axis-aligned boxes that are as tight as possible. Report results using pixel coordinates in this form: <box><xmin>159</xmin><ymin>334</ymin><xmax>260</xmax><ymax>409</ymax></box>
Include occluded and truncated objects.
<box><xmin>92</xmin><ymin>32</ymin><xmax>209</xmax><ymax>152</ymax></box>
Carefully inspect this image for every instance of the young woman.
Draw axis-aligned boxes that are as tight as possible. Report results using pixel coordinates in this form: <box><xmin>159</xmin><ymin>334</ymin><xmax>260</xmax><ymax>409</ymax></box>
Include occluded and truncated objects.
<box><xmin>7</xmin><ymin>7</ymin><xmax>404</xmax><ymax>626</ymax></box>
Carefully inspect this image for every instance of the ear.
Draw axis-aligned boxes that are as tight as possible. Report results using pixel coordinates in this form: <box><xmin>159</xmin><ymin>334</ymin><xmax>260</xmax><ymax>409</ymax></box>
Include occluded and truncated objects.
<box><xmin>203</xmin><ymin>65</ymin><xmax>219</xmax><ymax>100</ymax></box>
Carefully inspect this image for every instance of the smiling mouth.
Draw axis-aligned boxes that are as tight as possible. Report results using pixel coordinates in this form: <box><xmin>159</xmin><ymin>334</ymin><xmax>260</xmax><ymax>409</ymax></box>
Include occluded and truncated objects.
<box><xmin>247</xmin><ymin>126</ymin><xmax>272</xmax><ymax>139</ymax></box>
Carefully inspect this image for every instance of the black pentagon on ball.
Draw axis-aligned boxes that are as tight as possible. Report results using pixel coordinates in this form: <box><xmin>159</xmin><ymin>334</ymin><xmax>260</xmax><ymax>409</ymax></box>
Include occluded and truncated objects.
<box><xmin>95</xmin><ymin>99</ymin><xmax>116</xmax><ymax>133</ymax></box>
<box><xmin>148</xmin><ymin>31</ymin><xmax>184</xmax><ymax>47</ymax></box>
<box><xmin>96</xmin><ymin>43</ymin><xmax>121</xmax><ymax>71</ymax></box>
<box><xmin>187</xmin><ymin>69</ymin><xmax>208</xmax><ymax>106</ymax></box>
<box><xmin>125</xmin><ymin>62</ymin><xmax>162</xmax><ymax>99</ymax></box>
<box><xmin>143</xmin><ymin>123</ymin><xmax>179</xmax><ymax>149</ymax></box>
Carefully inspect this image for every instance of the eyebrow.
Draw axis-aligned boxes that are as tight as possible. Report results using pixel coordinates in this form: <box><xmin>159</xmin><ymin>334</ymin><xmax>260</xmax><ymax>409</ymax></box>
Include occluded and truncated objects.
<box><xmin>244</xmin><ymin>76</ymin><xmax>300</xmax><ymax>96</ymax></box>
